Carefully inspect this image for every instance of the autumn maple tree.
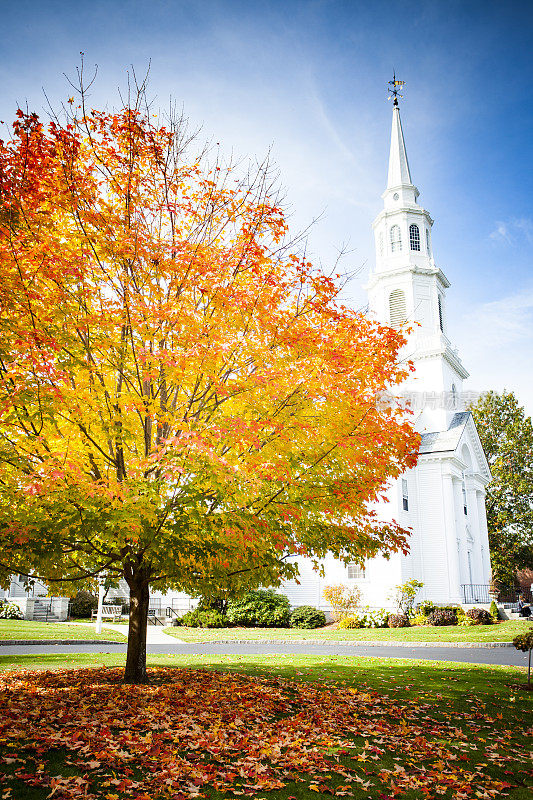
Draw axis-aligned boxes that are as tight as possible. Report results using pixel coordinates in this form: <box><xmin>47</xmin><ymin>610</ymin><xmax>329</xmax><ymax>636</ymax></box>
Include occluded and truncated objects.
<box><xmin>0</xmin><ymin>81</ymin><xmax>419</xmax><ymax>682</ymax></box>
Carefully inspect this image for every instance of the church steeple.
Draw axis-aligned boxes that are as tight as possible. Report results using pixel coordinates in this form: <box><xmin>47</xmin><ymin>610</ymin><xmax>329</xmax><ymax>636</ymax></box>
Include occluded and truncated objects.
<box><xmin>387</xmin><ymin>104</ymin><xmax>412</xmax><ymax>190</ymax></box>
<box><xmin>367</xmin><ymin>80</ymin><xmax>469</xmax><ymax>432</ymax></box>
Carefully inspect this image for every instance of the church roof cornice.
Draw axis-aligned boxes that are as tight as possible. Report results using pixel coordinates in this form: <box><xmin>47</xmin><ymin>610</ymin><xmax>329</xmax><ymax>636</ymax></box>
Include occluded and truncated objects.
<box><xmin>366</xmin><ymin>263</ymin><xmax>450</xmax><ymax>289</ymax></box>
<box><xmin>372</xmin><ymin>206</ymin><xmax>433</xmax><ymax>227</ymax></box>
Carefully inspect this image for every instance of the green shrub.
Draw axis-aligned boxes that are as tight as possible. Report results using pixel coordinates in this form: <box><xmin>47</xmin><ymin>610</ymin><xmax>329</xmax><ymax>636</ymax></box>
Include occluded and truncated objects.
<box><xmin>69</xmin><ymin>590</ymin><xmax>97</xmax><ymax>618</ymax></box>
<box><xmin>290</xmin><ymin>606</ymin><xmax>326</xmax><ymax>629</ymax></box>
<box><xmin>412</xmin><ymin>613</ymin><xmax>429</xmax><ymax>627</ymax></box>
<box><xmin>416</xmin><ymin>601</ymin><xmax>464</xmax><ymax>619</ymax></box>
<box><xmin>227</xmin><ymin>590</ymin><xmax>291</xmax><ymax>627</ymax></box>
<box><xmin>0</xmin><ymin>602</ymin><xmax>24</xmax><ymax>620</ymax></box>
<box><xmin>180</xmin><ymin>608</ymin><xmax>227</xmax><ymax>628</ymax></box>
<box><xmin>427</xmin><ymin>609</ymin><xmax>458</xmax><ymax>626</ymax></box>
<box><xmin>388</xmin><ymin>613</ymin><xmax>410</xmax><ymax>628</ymax></box>
<box><xmin>466</xmin><ymin>607</ymin><xmax>493</xmax><ymax>625</ymax></box>
<box><xmin>489</xmin><ymin>600</ymin><xmax>500</xmax><ymax>621</ymax></box>
<box><xmin>416</xmin><ymin>600</ymin><xmax>437</xmax><ymax>617</ymax></box>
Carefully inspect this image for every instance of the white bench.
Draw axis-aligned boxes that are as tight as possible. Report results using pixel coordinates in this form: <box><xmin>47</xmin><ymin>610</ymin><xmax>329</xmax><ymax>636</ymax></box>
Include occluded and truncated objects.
<box><xmin>91</xmin><ymin>605</ymin><xmax>123</xmax><ymax>622</ymax></box>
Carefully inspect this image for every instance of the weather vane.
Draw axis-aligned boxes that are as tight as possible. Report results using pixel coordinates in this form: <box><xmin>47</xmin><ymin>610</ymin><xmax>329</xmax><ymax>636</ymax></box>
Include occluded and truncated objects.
<box><xmin>388</xmin><ymin>73</ymin><xmax>405</xmax><ymax>106</ymax></box>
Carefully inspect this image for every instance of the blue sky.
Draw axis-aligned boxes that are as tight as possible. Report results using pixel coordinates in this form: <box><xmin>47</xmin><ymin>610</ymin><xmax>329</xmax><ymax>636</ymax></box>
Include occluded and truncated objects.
<box><xmin>1</xmin><ymin>0</ymin><xmax>532</xmax><ymax>412</ymax></box>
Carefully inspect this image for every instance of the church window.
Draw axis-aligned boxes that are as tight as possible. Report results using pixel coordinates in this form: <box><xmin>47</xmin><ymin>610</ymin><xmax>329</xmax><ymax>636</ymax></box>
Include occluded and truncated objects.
<box><xmin>438</xmin><ymin>295</ymin><xmax>444</xmax><ymax>332</ymax></box>
<box><xmin>390</xmin><ymin>225</ymin><xmax>402</xmax><ymax>253</ymax></box>
<box><xmin>426</xmin><ymin>228</ymin><xmax>431</xmax><ymax>255</ymax></box>
<box><xmin>389</xmin><ymin>289</ymin><xmax>407</xmax><ymax>327</ymax></box>
<box><xmin>462</xmin><ymin>473</ymin><xmax>468</xmax><ymax>515</ymax></box>
<box><xmin>409</xmin><ymin>224</ymin><xmax>420</xmax><ymax>251</ymax></box>
<box><xmin>347</xmin><ymin>563</ymin><xmax>365</xmax><ymax>580</ymax></box>
<box><xmin>402</xmin><ymin>478</ymin><xmax>409</xmax><ymax>511</ymax></box>
<box><xmin>379</xmin><ymin>232</ymin><xmax>384</xmax><ymax>256</ymax></box>
<box><xmin>451</xmin><ymin>383</ymin><xmax>457</xmax><ymax>408</ymax></box>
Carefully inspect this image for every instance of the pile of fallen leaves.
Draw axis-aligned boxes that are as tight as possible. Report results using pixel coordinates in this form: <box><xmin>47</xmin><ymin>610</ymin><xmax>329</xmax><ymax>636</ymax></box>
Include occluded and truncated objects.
<box><xmin>0</xmin><ymin>667</ymin><xmax>530</xmax><ymax>799</ymax></box>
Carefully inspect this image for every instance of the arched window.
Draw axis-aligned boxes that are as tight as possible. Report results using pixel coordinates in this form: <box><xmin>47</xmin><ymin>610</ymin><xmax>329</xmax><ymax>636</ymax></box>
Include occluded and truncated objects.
<box><xmin>426</xmin><ymin>228</ymin><xmax>431</xmax><ymax>255</ymax></box>
<box><xmin>389</xmin><ymin>289</ymin><xmax>407</xmax><ymax>327</ymax></box>
<box><xmin>379</xmin><ymin>232</ymin><xmax>384</xmax><ymax>256</ymax></box>
<box><xmin>409</xmin><ymin>224</ymin><xmax>420</xmax><ymax>251</ymax></box>
<box><xmin>438</xmin><ymin>295</ymin><xmax>444</xmax><ymax>332</ymax></box>
<box><xmin>390</xmin><ymin>225</ymin><xmax>402</xmax><ymax>253</ymax></box>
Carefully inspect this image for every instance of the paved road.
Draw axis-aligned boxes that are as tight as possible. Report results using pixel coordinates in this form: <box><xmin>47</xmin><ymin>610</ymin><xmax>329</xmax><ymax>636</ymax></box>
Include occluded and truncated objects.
<box><xmin>0</xmin><ymin>641</ymin><xmax>528</xmax><ymax>667</ymax></box>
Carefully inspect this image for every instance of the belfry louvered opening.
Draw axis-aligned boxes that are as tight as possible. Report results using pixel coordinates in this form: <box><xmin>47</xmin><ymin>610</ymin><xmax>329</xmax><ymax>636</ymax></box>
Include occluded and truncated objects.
<box><xmin>389</xmin><ymin>289</ymin><xmax>407</xmax><ymax>327</ymax></box>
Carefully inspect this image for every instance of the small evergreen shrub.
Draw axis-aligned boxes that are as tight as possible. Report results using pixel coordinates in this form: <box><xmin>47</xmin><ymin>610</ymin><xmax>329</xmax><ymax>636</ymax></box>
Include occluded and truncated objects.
<box><xmin>69</xmin><ymin>591</ymin><xmax>97</xmax><ymax>618</ymax></box>
<box><xmin>466</xmin><ymin>607</ymin><xmax>493</xmax><ymax>625</ymax></box>
<box><xmin>427</xmin><ymin>609</ymin><xmax>458</xmax><ymax>626</ymax></box>
<box><xmin>0</xmin><ymin>602</ymin><xmax>24</xmax><ymax>620</ymax></box>
<box><xmin>290</xmin><ymin>606</ymin><xmax>326</xmax><ymax>629</ymax></box>
<box><xmin>489</xmin><ymin>600</ymin><xmax>500</xmax><ymax>621</ymax></box>
<box><xmin>180</xmin><ymin>608</ymin><xmax>227</xmax><ymax>628</ymax></box>
<box><xmin>388</xmin><ymin>613</ymin><xmax>410</xmax><ymax>628</ymax></box>
<box><xmin>226</xmin><ymin>590</ymin><xmax>291</xmax><ymax>627</ymax></box>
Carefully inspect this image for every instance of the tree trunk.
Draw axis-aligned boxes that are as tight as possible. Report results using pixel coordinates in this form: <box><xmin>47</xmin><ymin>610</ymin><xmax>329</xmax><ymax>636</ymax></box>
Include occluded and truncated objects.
<box><xmin>124</xmin><ymin>569</ymin><xmax>150</xmax><ymax>684</ymax></box>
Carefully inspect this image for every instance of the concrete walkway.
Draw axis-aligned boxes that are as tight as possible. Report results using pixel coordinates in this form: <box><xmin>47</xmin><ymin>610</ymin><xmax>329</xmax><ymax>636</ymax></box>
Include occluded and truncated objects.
<box><xmin>102</xmin><ymin>623</ymin><xmax>180</xmax><ymax>645</ymax></box>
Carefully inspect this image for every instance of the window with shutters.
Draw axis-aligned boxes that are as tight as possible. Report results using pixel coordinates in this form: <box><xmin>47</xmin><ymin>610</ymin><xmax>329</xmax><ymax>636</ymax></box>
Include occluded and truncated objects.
<box><xmin>390</xmin><ymin>225</ymin><xmax>402</xmax><ymax>253</ymax></box>
<box><xmin>409</xmin><ymin>224</ymin><xmax>420</xmax><ymax>251</ymax></box>
<box><xmin>347</xmin><ymin>563</ymin><xmax>365</xmax><ymax>580</ymax></box>
<box><xmin>438</xmin><ymin>295</ymin><xmax>444</xmax><ymax>332</ymax></box>
<box><xmin>389</xmin><ymin>289</ymin><xmax>407</xmax><ymax>327</ymax></box>
<box><xmin>402</xmin><ymin>478</ymin><xmax>409</xmax><ymax>511</ymax></box>
<box><xmin>426</xmin><ymin>228</ymin><xmax>431</xmax><ymax>255</ymax></box>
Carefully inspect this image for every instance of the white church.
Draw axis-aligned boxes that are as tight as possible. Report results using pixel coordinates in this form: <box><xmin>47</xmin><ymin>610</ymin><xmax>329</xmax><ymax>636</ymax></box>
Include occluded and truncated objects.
<box><xmin>275</xmin><ymin>96</ymin><xmax>493</xmax><ymax>611</ymax></box>
<box><xmin>3</xmin><ymin>93</ymin><xmax>494</xmax><ymax>619</ymax></box>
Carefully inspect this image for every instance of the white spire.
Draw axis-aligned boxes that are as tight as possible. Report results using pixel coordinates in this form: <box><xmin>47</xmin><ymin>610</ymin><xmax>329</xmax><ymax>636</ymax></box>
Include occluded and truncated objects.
<box><xmin>387</xmin><ymin>104</ymin><xmax>412</xmax><ymax>189</ymax></box>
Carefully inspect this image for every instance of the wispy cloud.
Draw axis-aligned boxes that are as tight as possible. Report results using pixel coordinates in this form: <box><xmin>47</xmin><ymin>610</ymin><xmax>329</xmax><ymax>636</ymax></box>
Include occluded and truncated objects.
<box><xmin>468</xmin><ymin>288</ymin><xmax>533</xmax><ymax>347</ymax></box>
<box><xmin>489</xmin><ymin>217</ymin><xmax>533</xmax><ymax>245</ymax></box>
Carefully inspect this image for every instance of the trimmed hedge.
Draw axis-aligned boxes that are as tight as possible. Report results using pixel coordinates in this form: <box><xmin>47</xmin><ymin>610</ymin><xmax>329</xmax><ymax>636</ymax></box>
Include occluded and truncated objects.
<box><xmin>227</xmin><ymin>590</ymin><xmax>291</xmax><ymax>627</ymax></box>
<box><xmin>290</xmin><ymin>606</ymin><xmax>326</xmax><ymax>629</ymax></box>
<box><xmin>179</xmin><ymin>608</ymin><xmax>227</xmax><ymax>628</ymax></box>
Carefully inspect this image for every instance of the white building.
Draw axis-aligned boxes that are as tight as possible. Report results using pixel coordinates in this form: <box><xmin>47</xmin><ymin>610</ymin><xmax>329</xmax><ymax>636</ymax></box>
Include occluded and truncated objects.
<box><xmin>278</xmin><ymin>99</ymin><xmax>492</xmax><ymax>611</ymax></box>
<box><xmin>5</xmin><ymin>97</ymin><xmax>493</xmax><ymax>620</ymax></box>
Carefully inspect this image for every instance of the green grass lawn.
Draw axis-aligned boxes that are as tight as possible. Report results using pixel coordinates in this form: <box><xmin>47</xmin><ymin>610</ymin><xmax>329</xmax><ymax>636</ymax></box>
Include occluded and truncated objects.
<box><xmin>164</xmin><ymin>618</ymin><xmax>533</xmax><ymax>643</ymax></box>
<box><xmin>0</xmin><ymin>652</ymin><xmax>530</xmax><ymax>800</ymax></box>
<box><xmin>0</xmin><ymin>619</ymin><xmax>127</xmax><ymax>641</ymax></box>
